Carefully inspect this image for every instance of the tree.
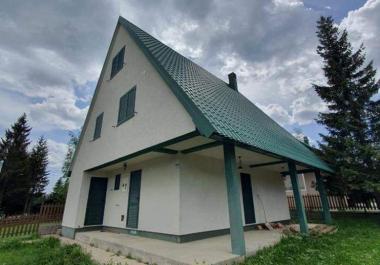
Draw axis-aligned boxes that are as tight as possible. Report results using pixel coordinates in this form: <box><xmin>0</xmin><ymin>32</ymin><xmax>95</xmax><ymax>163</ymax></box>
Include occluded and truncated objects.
<box><xmin>24</xmin><ymin>136</ymin><xmax>49</xmax><ymax>213</ymax></box>
<box><xmin>314</xmin><ymin>16</ymin><xmax>379</xmax><ymax>194</ymax></box>
<box><xmin>0</xmin><ymin>114</ymin><xmax>31</xmax><ymax>214</ymax></box>
<box><xmin>48</xmin><ymin>132</ymin><xmax>79</xmax><ymax>203</ymax></box>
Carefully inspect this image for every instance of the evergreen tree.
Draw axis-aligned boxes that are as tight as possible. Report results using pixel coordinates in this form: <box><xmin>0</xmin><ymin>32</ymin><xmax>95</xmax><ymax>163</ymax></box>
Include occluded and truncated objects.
<box><xmin>314</xmin><ymin>16</ymin><xmax>379</xmax><ymax>194</ymax></box>
<box><xmin>0</xmin><ymin>114</ymin><xmax>31</xmax><ymax>214</ymax></box>
<box><xmin>49</xmin><ymin>132</ymin><xmax>79</xmax><ymax>203</ymax></box>
<box><xmin>24</xmin><ymin>136</ymin><xmax>49</xmax><ymax>213</ymax></box>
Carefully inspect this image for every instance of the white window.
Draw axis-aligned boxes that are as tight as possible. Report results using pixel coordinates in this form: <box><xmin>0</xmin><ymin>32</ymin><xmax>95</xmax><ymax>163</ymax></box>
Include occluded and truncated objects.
<box><xmin>284</xmin><ymin>174</ymin><xmax>306</xmax><ymax>191</ymax></box>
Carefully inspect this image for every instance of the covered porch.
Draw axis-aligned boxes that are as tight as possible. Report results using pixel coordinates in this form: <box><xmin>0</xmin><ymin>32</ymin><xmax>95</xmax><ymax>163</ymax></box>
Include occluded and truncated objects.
<box><xmin>75</xmin><ymin>228</ymin><xmax>282</xmax><ymax>265</ymax></box>
<box><xmin>83</xmin><ymin>131</ymin><xmax>332</xmax><ymax>256</ymax></box>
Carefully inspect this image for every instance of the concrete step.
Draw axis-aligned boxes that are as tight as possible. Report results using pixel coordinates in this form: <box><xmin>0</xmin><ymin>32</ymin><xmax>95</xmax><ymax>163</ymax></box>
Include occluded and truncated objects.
<box><xmin>75</xmin><ymin>231</ymin><xmax>190</xmax><ymax>265</ymax></box>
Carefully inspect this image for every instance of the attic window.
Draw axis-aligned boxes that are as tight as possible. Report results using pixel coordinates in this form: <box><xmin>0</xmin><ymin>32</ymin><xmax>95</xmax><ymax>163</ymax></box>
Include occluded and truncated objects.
<box><xmin>111</xmin><ymin>46</ymin><xmax>125</xmax><ymax>79</ymax></box>
<box><xmin>117</xmin><ymin>86</ymin><xmax>136</xmax><ymax>125</ymax></box>
<box><xmin>93</xmin><ymin>112</ymin><xmax>103</xmax><ymax>140</ymax></box>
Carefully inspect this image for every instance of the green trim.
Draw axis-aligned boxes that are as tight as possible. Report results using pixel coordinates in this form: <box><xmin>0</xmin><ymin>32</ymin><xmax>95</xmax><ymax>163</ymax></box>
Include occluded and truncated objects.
<box><xmin>118</xmin><ymin>17</ymin><xmax>215</xmax><ymax>137</ymax></box>
<box><xmin>181</xmin><ymin>141</ymin><xmax>221</xmax><ymax>154</ymax></box>
<box><xmin>62</xmin><ymin>226</ymin><xmax>76</xmax><ymax>239</ymax></box>
<box><xmin>223</xmin><ymin>143</ymin><xmax>246</xmax><ymax>256</ymax></box>
<box><xmin>280</xmin><ymin>168</ymin><xmax>315</xmax><ymax>175</ymax></box>
<box><xmin>288</xmin><ymin>161</ymin><xmax>308</xmax><ymax>235</ymax></box>
<box><xmin>249</xmin><ymin>160</ymin><xmax>285</xmax><ymax>168</ymax></box>
<box><xmin>153</xmin><ymin>148</ymin><xmax>178</xmax><ymax>154</ymax></box>
<box><xmin>85</xmin><ymin>131</ymin><xmax>199</xmax><ymax>172</ymax></box>
<box><xmin>78</xmin><ymin>221</ymin><xmax>290</xmax><ymax>243</ymax></box>
<box><xmin>315</xmin><ymin>170</ymin><xmax>333</xmax><ymax>224</ymax></box>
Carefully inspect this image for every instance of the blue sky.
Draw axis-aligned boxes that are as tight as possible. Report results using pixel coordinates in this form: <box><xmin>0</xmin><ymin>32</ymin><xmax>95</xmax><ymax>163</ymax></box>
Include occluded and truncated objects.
<box><xmin>0</xmin><ymin>0</ymin><xmax>379</xmax><ymax>192</ymax></box>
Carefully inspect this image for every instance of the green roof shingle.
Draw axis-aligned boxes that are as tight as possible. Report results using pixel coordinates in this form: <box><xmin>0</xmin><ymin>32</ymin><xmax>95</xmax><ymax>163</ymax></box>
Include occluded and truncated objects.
<box><xmin>118</xmin><ymin>17</ymin><xmax>332</xmax><ymax>172</ymax></box>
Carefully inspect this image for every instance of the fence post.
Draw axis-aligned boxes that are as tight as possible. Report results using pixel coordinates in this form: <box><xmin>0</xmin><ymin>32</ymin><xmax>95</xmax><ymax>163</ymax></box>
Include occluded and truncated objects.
<box><xmin>315</xmin><ymin>170</ymin><xmax>332</xmax><ymax>224</ymax></box>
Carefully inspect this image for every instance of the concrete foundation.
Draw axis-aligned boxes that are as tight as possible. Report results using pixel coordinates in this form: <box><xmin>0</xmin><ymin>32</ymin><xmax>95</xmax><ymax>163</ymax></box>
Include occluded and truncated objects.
<box><xmin>74</xmin><ymin>229</ymin><xmax>283</xmax><ymax>265</ymax></box>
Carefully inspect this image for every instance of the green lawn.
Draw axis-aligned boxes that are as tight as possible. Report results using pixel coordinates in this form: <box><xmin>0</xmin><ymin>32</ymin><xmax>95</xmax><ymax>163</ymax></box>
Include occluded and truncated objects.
<box><xmin>0</xmin><ymin>216</ymin><xmax>378</xmax><ymax>265</ymax></box>
<box><xmin>243</xmin><ymin>216</ymin><xmax>380</xmax><ymax>265</ymax></box>
<box><xmin>0</xmin><ymin>236</ymin><xmax>97</xmax><ymax>265</ymax></box>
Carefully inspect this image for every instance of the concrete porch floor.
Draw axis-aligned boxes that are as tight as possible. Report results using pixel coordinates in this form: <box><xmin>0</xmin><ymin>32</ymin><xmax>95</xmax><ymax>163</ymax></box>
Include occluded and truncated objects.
<box><xmin>75</xmin><ymin>229</ymin><xmax>283</xmax><ymax>265</ymax></box>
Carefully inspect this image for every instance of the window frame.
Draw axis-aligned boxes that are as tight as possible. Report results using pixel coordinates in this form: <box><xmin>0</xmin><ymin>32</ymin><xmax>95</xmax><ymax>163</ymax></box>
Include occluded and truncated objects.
<box><xmin>117</xmin><ymin>86</ymin><xmax>136</xmax><ymax>126</ymax></box>
<box><xmin>284</xmin><ymin>173</ymin><xmax>307</xmax><ymax>192</ymax></box>
<box><xmin>110</xmin><ymin>46</ymin><xmax>125</xmax><ymax>79</ymax></box>
<box><xmin>93</xmin><ymin>112</ymin><xmax>104</xmax><ymax>140</ymax></box>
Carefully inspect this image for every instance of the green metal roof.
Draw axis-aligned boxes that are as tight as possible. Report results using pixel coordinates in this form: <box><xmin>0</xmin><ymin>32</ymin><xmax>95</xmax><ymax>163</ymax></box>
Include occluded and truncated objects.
<box><xmin>118</xmin><ymin>17</ymin><xmax>332</xmax><ymax>173</ymax></box>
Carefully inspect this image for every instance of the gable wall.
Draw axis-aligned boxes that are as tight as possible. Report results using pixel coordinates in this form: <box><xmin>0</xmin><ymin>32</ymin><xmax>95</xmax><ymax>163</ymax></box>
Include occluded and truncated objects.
<box><xmin>63</xmin><ymin>25</ymin><xmax>194</xmax><ymax>228</ymax></box>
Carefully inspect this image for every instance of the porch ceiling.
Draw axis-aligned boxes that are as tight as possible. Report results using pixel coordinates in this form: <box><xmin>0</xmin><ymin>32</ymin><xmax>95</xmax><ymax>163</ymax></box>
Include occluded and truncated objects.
<box><xmin>86</xmin><ymin>133</ymin><xmax>310</xmax><ymax>174</ymax></box>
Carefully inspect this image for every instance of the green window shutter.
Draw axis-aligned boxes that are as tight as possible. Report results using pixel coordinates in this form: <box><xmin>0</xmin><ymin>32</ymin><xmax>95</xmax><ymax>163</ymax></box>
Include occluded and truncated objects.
<box><xmin>117</xmin><ymin>47</ymin><xmax>125</xmax><ymax>72</ymax></box>
<box><xmin>111</xmin><ymin>46</ymin><xmax>125</xmax><ymax>79</ymax></box>
<box><xmin>126</xmin><ymin>86</ymin><xmax>136</xmax><ymax>119</ymax></box>
<box><xmin>114</xmin><ymin>174</ymin><xmax>121</xmax><ymax>190</ymax></box>
<box><xmin>117</xmin><ymin>86</ymin><xmax>136</xmax><ymax>125</ymax></box>
<box><xmin>93</xmin><ymin>113</ymin><xmax>103</xmax><ymax>140</ymax></box>
<box><xmin>118</xmin><ymin>93</ymin><xmax>128</xmax><ymax>124</ymax></box>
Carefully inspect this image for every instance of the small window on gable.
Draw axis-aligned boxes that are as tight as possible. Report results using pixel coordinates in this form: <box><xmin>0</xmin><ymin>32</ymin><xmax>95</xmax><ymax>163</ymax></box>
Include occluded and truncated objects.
<box><xmin>114</xmin><ymin>174</ymin><xmax>121</xmax><ymax>190</ymax></box>
<box><xmin>93</xmin><ymin>112</ymin><xmax>104</xmax><ymax>140</ymax></box>
<box><xmin>111</xmin><ymin>46</ymin><xmax>125</xmax><ymax>79</ymax></box>
<box><xmin>117</xmin><ymin>86</ymin><xmax>136</xmax><ymax>125</ymax></box>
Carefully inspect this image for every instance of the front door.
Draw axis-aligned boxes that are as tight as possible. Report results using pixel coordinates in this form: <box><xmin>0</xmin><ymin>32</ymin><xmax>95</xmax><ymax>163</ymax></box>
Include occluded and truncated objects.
<box><xmin>84</xmin><ymin>177</ymin><xmax>108</xmax><ymax>226</ymax></box>
<box><xmin>240</xmin><ymin>173</ymin><xmax>256</xmax><ymax>224</ymax></box>
<box><xmin>126</xmin><ymin>170</ymin><xmax>142</xmax><ymax>228</ymax></box>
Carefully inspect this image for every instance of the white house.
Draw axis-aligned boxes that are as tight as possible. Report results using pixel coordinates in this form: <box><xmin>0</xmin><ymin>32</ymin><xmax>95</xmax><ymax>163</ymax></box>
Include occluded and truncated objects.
<box><xmin>62</xmin><ymin>17</ymin><xmax>332</xmax><ymax>256</ymax></box>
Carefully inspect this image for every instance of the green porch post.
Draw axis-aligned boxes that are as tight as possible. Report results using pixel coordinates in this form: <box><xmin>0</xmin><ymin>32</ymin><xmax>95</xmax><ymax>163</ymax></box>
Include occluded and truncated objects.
<box><xmin>315</xmin><ymin>170</ymin><xmax>332</xmax><ymax>224</ymax></box>
<box><xmin>288</xmin><ymin>161</ymin><xmax>308</xmax><ymax>235</ymax></box>
<box><xmin>223</xmin><ymin>142</ymin><xmax>246</xmax><ymax>256</ymax></box>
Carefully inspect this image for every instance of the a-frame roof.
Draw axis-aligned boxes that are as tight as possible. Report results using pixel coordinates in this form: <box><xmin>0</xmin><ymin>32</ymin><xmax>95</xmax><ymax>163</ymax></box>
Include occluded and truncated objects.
<box><xmin>118</xmin><ymin>16</ymin><xmax>332</xmax><ymax>172</ymax></box>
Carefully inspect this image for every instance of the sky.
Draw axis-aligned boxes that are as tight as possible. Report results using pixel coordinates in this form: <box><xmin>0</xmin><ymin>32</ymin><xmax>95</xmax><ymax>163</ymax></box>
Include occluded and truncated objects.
<box><xmin>0</xmin><ymin>0</ymin><xmax>379</xmax><ymax>192</ymax></box>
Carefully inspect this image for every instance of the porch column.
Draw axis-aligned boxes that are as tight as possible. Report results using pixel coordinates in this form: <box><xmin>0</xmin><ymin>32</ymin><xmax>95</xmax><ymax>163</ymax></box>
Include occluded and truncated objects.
<box><xmin>315</xmin><ymin>170</ymin><xmax>332</xmax><ymax>224</ymax></box>
<box><xmin>288</xmin><ymin>161</ymin><xmax>308</xmax><ymax>235</ymax></box>
<box><xmin>223</xmin><ymin>142</ymin><xmax>246</xmax><ymax>256</ymax></box>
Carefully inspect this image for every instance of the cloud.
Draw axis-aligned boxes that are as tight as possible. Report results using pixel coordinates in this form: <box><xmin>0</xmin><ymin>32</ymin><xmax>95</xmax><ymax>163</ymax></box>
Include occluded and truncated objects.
<box><xmin>1</xmin><ymin>0</ymin><xmax>379</xmax><ymax>192</ymax></box>
<box><xmin>341</xmin><ymin>0</ymin><xmax>380</xmax><ymax>77</ymax></box>
<box><xmin>0</xmin><ymin>0</ymin><xmax>119</xmax><ymax>132</ymax></box>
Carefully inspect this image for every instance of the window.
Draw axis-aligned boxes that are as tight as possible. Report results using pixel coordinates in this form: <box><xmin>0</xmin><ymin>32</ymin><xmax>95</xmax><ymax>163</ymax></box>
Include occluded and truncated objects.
<box><xmin>284</xmin><ymin>174</ymin><xmax>306</xmax><ymax>191</ymax></box>
<box><xmin>118</xmin><ymin>86</ymin><xmax>136</xmax><ymax>125</ymax></box>
<box><xmin>114</xmin><ymin>174</ymin><xmax>121</xmax><ymax>190</ymax></box>
<box><xmin>111</xmin><ymin>46</ymin><xmax>125</xmax><ymax>79</ymax></box>
<box><xmin>93</xmin><ymin>112</ymin><xmax>104</xmax><ymax>140</ymax></box>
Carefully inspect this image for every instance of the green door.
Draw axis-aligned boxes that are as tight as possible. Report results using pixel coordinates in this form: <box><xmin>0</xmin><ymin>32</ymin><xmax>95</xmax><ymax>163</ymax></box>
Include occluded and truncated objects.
<box><xmin>126</xmin><ymin>170</ymin><xmax>142</xmax><ymax>228</ymax></box>
<box><xmin>84</xmin><ymin>177</ymin><xmax>108</xmax><ymax>226</ymax></box>
<box><xmin>240</xmin><ymin>173</ymin><xmax>256</xmax><ymax>224</ymax></box>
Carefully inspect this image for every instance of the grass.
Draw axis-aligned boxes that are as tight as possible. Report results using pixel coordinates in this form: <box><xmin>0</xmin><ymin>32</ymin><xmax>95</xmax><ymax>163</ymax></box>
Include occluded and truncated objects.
<box><xmin>243</xmin><ymin>216</ymin><xmax>380</xmax><ymax>265</ymax></box>
<box><xmin>0</xmin><ymin>236</ymin><xmax>97</xmax><ymax>265</ymax></box>
<box><xmin>0</xmin><ymin>216</ymin><xmax>378</xmax><ymax>265</ymax></box>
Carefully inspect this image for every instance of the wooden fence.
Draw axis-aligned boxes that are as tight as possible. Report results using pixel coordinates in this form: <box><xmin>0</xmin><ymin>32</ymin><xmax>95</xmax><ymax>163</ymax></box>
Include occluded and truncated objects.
<box><xmin>287</xmin><ymin>194</ymin><xmax>379</xmax><ymax>212</ymax></box>
<box><xmin>0</xmin><ymin>204</ymin><xmax>64</xmax><ymax>238</ymax></box>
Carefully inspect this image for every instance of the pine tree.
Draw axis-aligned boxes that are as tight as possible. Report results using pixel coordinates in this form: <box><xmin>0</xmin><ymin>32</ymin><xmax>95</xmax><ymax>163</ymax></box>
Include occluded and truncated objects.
<box><xmin>48</xmin><ymin>132</ymin><xmax>79</xmax><ymax>203</ymax></box>
<box><xmin>0</xmin><ymin>114</ymin><xmax>31</xmax><ymax>214</ymax></box>
<box><xmin>314</xmin><ymin>16</ymin><xmax>379</xmax><ymax>194</ymax></box>
<box><xmin>24</xmin><ymin>136</ymin><xmax>49</xmax><ymax>213</ymax></box>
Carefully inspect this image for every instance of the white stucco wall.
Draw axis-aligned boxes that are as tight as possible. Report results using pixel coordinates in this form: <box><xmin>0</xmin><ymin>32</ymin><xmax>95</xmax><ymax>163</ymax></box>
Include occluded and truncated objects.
<box><xmin>63</xmin><ymin>24</ymin><xmax>194</xmax><ymax>228</ymax></box>
<box><xmin>103</xmin><ymin>156</ymin><xmax>180</xmax><ymax>235</ymax></box>
<box><xmin>178</xmin><ymin>154</ymin><xmax>290</xmax><ymax>235</ymax></box>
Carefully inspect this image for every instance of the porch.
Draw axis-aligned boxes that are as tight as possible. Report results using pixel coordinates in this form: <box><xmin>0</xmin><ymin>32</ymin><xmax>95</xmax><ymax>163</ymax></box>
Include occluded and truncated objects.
<box><xmin>75</xmin><ymin>229</ymin><xmax>282</xmax><ymax>265</ymax></box>
<box><xmin>78</xmin><ymin>131</ymin><xmax>332</xmax><ymax>256</ymax></box>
